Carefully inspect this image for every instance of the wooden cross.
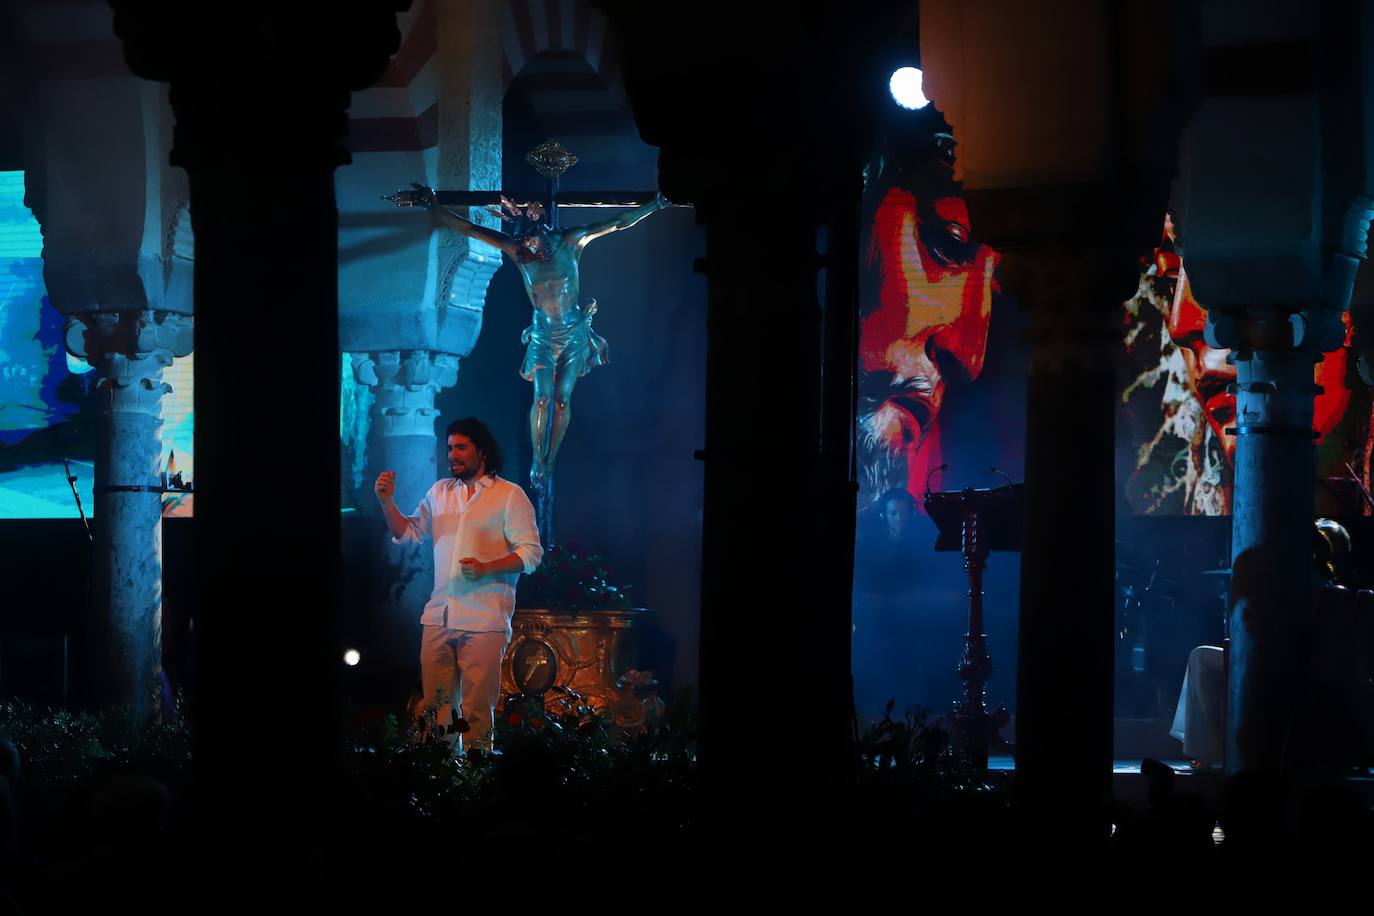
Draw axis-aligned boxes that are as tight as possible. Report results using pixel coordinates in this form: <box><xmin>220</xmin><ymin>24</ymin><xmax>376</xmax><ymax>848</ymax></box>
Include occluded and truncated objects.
<box><xmin>429</xmin><ymin>139</ymin><xmax>668</xmax><ymax>225</ymax></box>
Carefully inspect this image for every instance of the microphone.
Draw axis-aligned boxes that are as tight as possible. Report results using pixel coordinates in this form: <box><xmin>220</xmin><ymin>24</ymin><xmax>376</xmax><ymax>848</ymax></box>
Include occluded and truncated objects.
<box><xmin>989</xmin><ymin>466</ymin><xmax>1015</xmax><ymax>490</ymax></box>
<box><xmin>925</xmin><ymin>463</ymin><xmax>948</xmax><ymax>495</ymax></box>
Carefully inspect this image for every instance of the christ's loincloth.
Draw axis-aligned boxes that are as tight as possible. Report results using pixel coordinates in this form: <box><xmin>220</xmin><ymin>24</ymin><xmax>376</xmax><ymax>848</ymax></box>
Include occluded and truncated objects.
<box><xmin>519</xmin><ymin>300</ymin><xmax>609</xmax><ymax>381</ymax></box>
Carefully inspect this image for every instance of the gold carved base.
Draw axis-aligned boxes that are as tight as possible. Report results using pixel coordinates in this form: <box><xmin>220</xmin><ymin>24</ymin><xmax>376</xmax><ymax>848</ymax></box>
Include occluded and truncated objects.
<box><xmin>499</xmin><ymin>608</ymin><xmax>647</xmax><ymax>728</ymax></box>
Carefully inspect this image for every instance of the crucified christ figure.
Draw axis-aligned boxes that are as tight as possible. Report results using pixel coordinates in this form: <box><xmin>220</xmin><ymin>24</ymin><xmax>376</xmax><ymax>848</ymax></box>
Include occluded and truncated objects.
<box><xmin>392</xmin><ymin>184</ymin><xmax>669</xmax><ymax>537</ymax></box>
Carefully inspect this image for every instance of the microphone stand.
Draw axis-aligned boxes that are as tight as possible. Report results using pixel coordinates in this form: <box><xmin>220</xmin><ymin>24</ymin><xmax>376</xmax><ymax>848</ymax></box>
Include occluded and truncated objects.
<box><xmin>61</xmin><ymin>456</ymin><xmax>93</xmax><ymax>543</ymax></box>
<box><xmin>989</xmin><ymin>466</ymin><xmax>1016</xmax><ymax>492</ymax></box>
<box><xmin>924</xmin><ymin>462</ymin><xmax>948</xmax><ymax>498</ymax></box>
<box><xmin>60</xmin><ymin>454</ymin><xmax>92</xmax><ymax>705</ymax></box>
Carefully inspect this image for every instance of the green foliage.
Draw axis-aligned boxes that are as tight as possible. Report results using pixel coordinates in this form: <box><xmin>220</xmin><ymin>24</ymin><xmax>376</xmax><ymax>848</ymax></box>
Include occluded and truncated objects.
<box><xmin>0</xmin><ymin>698</ymin><xmax>192</xmax><ymax>858</ymax></box>
<box><xmin>0</xmin><ymin>698</ymin><xmax>192</xmax><ymax>797</ymax></box>
<box><xmin>343</xmin><ymin>684</ymin><xmax>698</xmax><ymax>845</ymax></box>
<box><xmin>856</xmin><ymin>702</ymin><xmax>993</xmax><ymax>803</ymax></box>
<box><xmin>516</xmin><ymin>544</ymin><xmax>633</xmax><ymax>611</ymax></box>
<box><xmin>0</xmin><ymin>691</ymin><xmax>994</xmax><ymax>859</ymax></box>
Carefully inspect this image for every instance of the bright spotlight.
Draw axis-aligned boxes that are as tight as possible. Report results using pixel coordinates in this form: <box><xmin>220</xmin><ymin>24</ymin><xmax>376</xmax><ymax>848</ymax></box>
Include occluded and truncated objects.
<box><xmin>889</xmin><ymin>66</ymin><xmax>928</xmax><ymax>110</ymax></box>
<box><xmin>343</xmin><ymin>648</ymin><xmax>361</xmax><ymax>667</ymax></box>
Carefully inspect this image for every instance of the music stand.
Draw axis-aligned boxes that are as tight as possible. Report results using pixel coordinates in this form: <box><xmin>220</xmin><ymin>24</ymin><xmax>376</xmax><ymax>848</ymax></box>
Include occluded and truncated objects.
<box><xmin>924</xmin><ymin>482</ymin><xmax>1024</xmax><ymax>771</ymax></box>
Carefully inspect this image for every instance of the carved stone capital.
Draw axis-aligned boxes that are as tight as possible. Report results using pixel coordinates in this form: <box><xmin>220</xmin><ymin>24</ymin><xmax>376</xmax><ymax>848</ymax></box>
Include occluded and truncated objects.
<box><xmin>65</xmin><ymin>310</ymin><xmax>194</xmax><ymax>417</ymax></box>
<box><xmin>1003</xmin><ymin>245</ymin><xmax>1137</xmax><ymax>375</ymax></box>
<box><xmin>351</xmin><ymin>349</ymin><xmax>460</xmax><ymax>438</ymax></box>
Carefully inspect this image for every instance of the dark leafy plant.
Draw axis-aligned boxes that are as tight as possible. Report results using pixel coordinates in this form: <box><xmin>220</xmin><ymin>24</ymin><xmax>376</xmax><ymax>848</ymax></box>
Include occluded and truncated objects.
<box><xmin>0</xmin><ymin>698</ymin><xmax>192</xmax><ymax>860</ymax></box>
<box><xmin>516</xmin><ymin>544</ymin><xmax>633</xmax><ymax>612</ymax></box>
<box><xmin>855</xmin><ymin>701</ymin><xmax>995</xmax><ymax>802</ymax></box>
<box><xmin>342</xmin><ymin>685</ymin><xmax>699</xmax><ymax>845</ymax></box>
<box><xmin>0</xmin><ymin>698</ymin><xmax>192</xmax><ymax>795</ymax></box>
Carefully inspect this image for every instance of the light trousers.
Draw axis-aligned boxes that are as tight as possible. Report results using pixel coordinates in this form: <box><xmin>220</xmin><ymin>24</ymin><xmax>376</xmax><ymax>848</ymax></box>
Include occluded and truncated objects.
<box><xmin>419</xmin><ymin>625</ymin><xmax>510</xmax><ymax>750</ymax></box>
<box><xmin>1169</xmin><ymin>645</ymin><xmax>1224</xmax><ymax>764</ymax></box>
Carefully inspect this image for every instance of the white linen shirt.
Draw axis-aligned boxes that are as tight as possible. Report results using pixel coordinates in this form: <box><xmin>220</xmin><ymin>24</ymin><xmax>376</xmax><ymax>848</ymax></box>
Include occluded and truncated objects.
<box><xmin>392</xmin><ymin>474</ymin><xmax>543</xmax><ymax>633</ymax></box>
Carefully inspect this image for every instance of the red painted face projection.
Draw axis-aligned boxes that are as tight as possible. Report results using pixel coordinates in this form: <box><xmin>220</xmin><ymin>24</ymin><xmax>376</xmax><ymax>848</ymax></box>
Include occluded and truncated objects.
<box><xmin>858</xmin><ymin>184</ymin><xmax>999</xmax><ymax>508</ymax></box>
<box><xmin>1120</xmin><ymin>217</ymin><xmax>1366</xmax><ymax>515</ymax></box>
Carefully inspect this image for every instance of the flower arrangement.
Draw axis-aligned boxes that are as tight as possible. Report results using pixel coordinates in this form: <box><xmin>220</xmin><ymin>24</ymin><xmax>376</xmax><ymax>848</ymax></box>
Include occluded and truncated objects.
<box><xmin>516</xmin><ymin>543</ymin><xmax>633</xmax><ymax>612</ymax></box>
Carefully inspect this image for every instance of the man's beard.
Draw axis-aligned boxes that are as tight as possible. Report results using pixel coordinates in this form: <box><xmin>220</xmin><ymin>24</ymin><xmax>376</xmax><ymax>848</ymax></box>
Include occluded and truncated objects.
<box><xmin>858</xmin><ymin>409</ymin><xmax>909</xmax><ymax>508</ymax></box>
<box><xmin>858</xmin><ymin>371</ymin><xmax>937</xmax><ymax>509</ymax></box>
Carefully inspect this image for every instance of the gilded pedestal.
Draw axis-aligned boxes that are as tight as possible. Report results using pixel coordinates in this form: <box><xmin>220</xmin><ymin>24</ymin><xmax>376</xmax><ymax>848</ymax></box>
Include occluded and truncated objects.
<box><xmin>499</xmin><ymin>608</ymin><xmax>647</xmax><ymax>726</ymax></box>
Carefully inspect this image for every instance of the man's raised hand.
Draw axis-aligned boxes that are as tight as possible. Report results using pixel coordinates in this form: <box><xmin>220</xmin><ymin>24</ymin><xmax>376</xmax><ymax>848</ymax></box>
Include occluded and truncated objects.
<box><xmin>374</xmin><ymin>471</ymin><xmax>397</xmax><ymax>503</ymax></box>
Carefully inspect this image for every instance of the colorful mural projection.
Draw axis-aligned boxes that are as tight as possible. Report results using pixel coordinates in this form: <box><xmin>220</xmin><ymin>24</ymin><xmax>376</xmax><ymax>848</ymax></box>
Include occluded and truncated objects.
<box><xmin>1118</xmin><ymin>215</ymin><xmax>1370</xmax><ymax>516</ymax></box>
<box><xmin>159</xmin><ymin>355</ymin><xmax>195</xmax><ymax>517</ymax></box>
<box><xmin>852</xmin><ymin>124</ymin><xmax>1020</xmax><ymax>721</ymax></box>
<box><xmin>0</xmin><ymin>171</ymin><xmax>193</xmax><ymax>518</ymax></box>
<box><xmin>857</xmin><ymin>132</ymin><xmax>999</xmax><ymax>511</ymax></box>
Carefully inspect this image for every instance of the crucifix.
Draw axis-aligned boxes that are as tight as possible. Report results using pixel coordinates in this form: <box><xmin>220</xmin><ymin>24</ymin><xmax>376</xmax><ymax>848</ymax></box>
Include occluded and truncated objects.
<box><xmin>387</xmin><ymin>140</ymin><xmax>676</xmax><ymax>545</ymax></box>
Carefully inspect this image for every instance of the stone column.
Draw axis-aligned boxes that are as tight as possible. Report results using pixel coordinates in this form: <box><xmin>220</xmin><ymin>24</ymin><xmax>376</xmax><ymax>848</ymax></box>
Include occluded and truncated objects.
<box><xmin>337</xmin><ymin>0</ymin><xmax>503</xmax><ymax>677</ymax></box>
<box><xmin>1008</xmin><ymin>245</ymin><xmax>1136</xmax><ymax>822</ymax></box>
<box><xmin>351</xmin><ymin>349</ymin><xmax>459</xmax><ymax>669</ymax></box>
<box><xmin>918</xmin><ymin>0</ymin><xmax>1187</xmax><ymax>834</ymax></box>
<box><xmin>1168</xmin><ymin>0</ymin><xmax>1374</xmax><ymax>774</ymax></box>
<box><xmin>112</xmin><ymin>3</ymin><xmax>405</xmax><ymax>851</ymax></box>
<box><xmin>353</xmin><ymin>350</ymin><xmax>459</xmax><ymax>511</ymax></box>
<box><xmin>21</xmin><ymin>3</ymin><xmax>194</xmax><ymax>716</ymax></box>
<box><xmin>1213</xmin><ymin>309</ymin><xmax>1345</xmax><ymax>772</ymax></box>
<box><xmin>64</xmin><ymin>310</ymin><xmax>192</xmax><ymax>716</ymax></box>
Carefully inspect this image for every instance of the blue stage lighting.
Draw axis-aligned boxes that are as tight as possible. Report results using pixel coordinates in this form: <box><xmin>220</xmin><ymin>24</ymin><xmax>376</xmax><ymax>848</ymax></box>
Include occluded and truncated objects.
<box><xmin>889</xmin><ymin>66</ymin><xmax>929</xmax><ymax>110</ymax></box>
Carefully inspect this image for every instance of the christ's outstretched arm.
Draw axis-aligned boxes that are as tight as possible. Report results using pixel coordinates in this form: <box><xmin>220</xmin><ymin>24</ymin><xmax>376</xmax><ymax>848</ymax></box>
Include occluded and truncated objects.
<box><xmin>389</xmin><ymin>182</ymin><xmax>521</xmax><ymax>258</ymax></box>
<box><xmin>572</xmin><ymin>193</ymin><xmax>669</xmax><ymax>250</ymax></box>
<box><xmin>429</xmin><ymin>206</ymin><xmax>522</xmax><ymax>258</ymax></box>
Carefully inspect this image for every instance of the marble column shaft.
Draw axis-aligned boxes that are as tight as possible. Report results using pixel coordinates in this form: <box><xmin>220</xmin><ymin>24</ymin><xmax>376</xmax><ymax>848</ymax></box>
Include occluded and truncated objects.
<box><xmin>352</xmin><ymin>350</ymin><xmax>459</xmax><ymax>669</ymax></box>
<box><xmin>65</xmin><ymin>309</ymin><xmax>192</xmax><ymax>717</ymax></box>
<box><xmin>1214</xmin><ymin>310</ymin><xmax>1345</xmax><ymax>773</ymax></box>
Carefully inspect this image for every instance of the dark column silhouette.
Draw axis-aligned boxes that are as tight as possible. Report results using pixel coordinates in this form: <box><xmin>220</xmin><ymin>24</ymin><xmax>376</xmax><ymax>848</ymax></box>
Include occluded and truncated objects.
<box><xmin>111</xmin><ymin>3</ymin><xmax>404</xmax><ymax>886</ymax></box>
<box><xmin>601</xmin><ymin>1</ymin><xmax>907</xmax><ymax>861</ymax></box>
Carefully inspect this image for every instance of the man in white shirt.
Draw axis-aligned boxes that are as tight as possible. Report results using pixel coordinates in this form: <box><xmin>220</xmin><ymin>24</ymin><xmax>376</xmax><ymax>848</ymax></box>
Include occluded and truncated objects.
<box><xmin>374</xmin><ymin>417</ymin><xmax>543</xmax><ymax>751</ymax></box>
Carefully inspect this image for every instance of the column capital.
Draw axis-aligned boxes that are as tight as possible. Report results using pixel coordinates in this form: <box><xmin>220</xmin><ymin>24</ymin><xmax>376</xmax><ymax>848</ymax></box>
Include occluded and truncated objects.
<box><xmin>1002</xmin><ymin>243</ymin><xmax>1140</xmax><ymax>375</ymax></box>
<box><xmin>1205</xmin><ymin>307</ymin><xmax>1348</xmax><ymax>356</ymax></box>
<box><xmin>351</xmin><ymin>349</ymin><xmax>460</xmax><ymax>438</ymax></box>
<box><xmin>65</xmin><ymin>310</ymin><xmax>193</xmax><ymax>417</ymax></box>
<box><xmin>111</xmin><ymin>4</ymin><xmax>404</xmax><ymax>173</ymax></box>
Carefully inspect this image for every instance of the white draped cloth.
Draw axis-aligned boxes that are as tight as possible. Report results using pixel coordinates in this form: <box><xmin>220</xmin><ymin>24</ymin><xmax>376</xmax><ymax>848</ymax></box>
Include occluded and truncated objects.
<box><xmin>1170</xmin><ymin>645</ymin><xmax>1225</xmax><ymax>764</ymax></box>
